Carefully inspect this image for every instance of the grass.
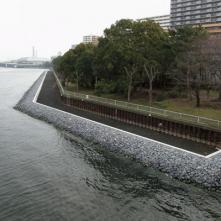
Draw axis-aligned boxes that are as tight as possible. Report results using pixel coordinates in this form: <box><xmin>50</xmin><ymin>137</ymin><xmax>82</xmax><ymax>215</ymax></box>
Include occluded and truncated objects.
<box><xmin>154</xmin><ymin>99</ymin><xmax>221</xmax><ymax>121</ymax></box>
<box><xmin>65</xmin><ymin>83</ymin><xmax>221</xmax><ymax>121</ymax></box>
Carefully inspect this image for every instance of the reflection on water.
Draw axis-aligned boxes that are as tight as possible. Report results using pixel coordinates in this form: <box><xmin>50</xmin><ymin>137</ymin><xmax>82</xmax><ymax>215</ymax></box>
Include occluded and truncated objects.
<box><xmin>0</xmin><ymin>68</ymin><xmax>221</xmax><ymax>221</ymax></box>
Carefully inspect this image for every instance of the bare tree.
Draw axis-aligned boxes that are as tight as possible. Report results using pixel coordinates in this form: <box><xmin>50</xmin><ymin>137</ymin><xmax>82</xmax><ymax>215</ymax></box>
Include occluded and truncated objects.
<box><xmin>174</xmin><ymin>52</ymin><xmax>194</xmax><ymax>100</ymax></box>
<box><xmin>190</xmin><ymin>38</ymin><xmax>212</xmax><ymax>107</ymax></box>
<box><xmin>73</xmin><ymin>71</ymin><xmax>83</xmax><ymax>92</ymax></box>
<box><xmin>144</xmin><ymin>61</ymin><xmax>159</xmax><ymax>106</ymax></box>
<box><xmin>207</xmin><ymin>35</ymin><xmax>221</xmax><ymax>101</ymax></box>
<box><xmin>124</xmin><ymin>65</ymin><xmax>137</xmax><ymax>102</ymax></box>
<box><xmin>174</xmin><ymin>37</ymin><xmax>211</xmax><ymax>107</ymax></box>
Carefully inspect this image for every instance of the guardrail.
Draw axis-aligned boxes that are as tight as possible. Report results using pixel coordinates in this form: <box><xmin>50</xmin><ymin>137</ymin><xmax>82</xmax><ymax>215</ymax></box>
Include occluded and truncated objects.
<box><xmin>53</xmin><ymin>71</ymin><xmax>221</xmax><ymax>130</ymax></box>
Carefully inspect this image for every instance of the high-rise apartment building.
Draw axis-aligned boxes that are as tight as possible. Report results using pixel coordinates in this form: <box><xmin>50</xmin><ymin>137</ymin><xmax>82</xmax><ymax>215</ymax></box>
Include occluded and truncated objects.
<box><xmin>139</xmin><ymin>15</ymin><xmax>171</xmax><ymax>30</ymax></box>
<box><xmin>170</xmin><ymin>0</ymin><xmax>221</xmax><ymax>33</ymax></box>
<box><xmin>83</xmin><ymin>35</ymin><xmax>100</xmax><ymax>45</ymax></box>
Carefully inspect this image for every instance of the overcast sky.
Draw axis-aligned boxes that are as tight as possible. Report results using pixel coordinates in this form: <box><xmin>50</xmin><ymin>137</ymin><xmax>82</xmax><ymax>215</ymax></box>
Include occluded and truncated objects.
<box><xmin>0</xmin><ymin>0</ymin><xmax>170</xmax><ymax>61</ymax></box>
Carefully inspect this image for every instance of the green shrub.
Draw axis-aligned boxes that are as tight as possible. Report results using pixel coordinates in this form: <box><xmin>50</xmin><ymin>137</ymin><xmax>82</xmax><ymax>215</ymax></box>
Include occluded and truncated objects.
<box><xmin>95</xmin><ymin>80</ymin><xmax>115</xmax><ymax>95</ymax></box>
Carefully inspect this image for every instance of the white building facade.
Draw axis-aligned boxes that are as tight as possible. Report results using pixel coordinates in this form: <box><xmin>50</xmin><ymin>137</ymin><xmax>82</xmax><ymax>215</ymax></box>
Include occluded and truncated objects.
<box><xmin>139</xmin><ymin>15</ymin><xmax>171</xmax><ymax>30</ymax></box>
<box><xmin>83</xmin><ymin>35</ymin><xmax>100</xmax><ymax>45</ymax></box>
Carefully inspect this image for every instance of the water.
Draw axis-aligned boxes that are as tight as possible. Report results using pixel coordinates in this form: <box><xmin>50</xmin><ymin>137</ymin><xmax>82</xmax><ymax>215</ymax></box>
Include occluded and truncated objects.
<box><xmin>0</xmin><ymin>68</ymin><xmax>221</xmax><ymax>221</ymax></box>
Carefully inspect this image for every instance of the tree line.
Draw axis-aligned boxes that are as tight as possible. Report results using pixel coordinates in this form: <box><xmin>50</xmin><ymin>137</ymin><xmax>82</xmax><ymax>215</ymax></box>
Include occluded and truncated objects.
<box><xmin>52</xmin><ymin>19</ymin><xmax>221</xmax><ymax>107</ymax></box>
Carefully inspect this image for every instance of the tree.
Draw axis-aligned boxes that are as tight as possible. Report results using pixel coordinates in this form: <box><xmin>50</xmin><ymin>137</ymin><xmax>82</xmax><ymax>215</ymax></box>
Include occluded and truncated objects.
<box><xmin>53</xmin><ymin>43</ymin><xmax>96</xmax><ymax>90</ymax></box>
<box><xmin>56</xmin><ymin>49</ymin><xmax>78</xmax><ymax>86</ymax></box>
<box><xmin>207</xmin><ymin>35</ymin><xmax>221</xmax><ymax>101</ymax></box>
<box><xmin>170</xmin><ymin>25</ymin><xmax>208</xmax><ymax>101</ymax></box>
<box><xmin>52</xmin><ymin>56</ymin><xmax>62</xmax><ymax>73</ymax></box>
<box><xmin>94</xmin><ymin>19</ymin><xmax>142</xmax><ymax>101</ymax></box>
<box><xmin>52</xmin><ymin>54</ymin><xmax>74</xmax><ymax>86</ymax></box>
<box><xmin>171</xmin><ymin>25</ymin><xmax>209</xmax><ymax>107</ymax></box>
<box><xmin>51</xmin><ymin>18</ymin><xmax>221</xmax><ymax>111</ymax></box>
<box><xmin>124</xmin><ymin>65</ymin><xmax>137</xmax><ymax>101</ymax></box>
<box><xmin>97</xmin><ymin>19</ymin><xmax>170</xmax><ymax>102</ymax></box>
<box><xmin>75</xmin><ymin>43</ymin><xmax>96</xmax><ymax>89</ymax></box>
<box><xmin>112</xmin><ymin>20</ymin><xmax>140</xmax><ymax>101</ymax></box>
<box><xmin>135</xmin><ymin>20</ymin><xmax>169</xmax><ymax>105</ymax></box>
<box><xmin>144</xmin><ymin>61</ymin><xmax>160</xmax><ymax>106</ymax></box>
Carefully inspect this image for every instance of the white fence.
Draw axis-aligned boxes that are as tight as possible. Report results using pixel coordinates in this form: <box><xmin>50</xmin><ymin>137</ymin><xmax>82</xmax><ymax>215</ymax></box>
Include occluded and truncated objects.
<box><xmin>53</xmin><ymin>72</ymin><xmax>221</xmax><ymax>130</ymax></box>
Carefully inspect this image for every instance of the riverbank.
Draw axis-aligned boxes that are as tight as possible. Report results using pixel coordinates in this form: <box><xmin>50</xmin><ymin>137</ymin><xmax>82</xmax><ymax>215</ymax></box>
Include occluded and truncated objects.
<box><xmin>15</xmin><ymin>71</ymin><xmax>221</xmax><ymax>187</ymax></box>
<box><xmin>38</xmin><ymin>71</ymin><xmax>218</xmax><ymax>156</ymax></box>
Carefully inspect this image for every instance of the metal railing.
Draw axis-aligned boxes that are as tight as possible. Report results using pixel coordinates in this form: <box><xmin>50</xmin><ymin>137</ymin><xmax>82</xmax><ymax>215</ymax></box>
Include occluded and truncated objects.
<box><xmin>53</xmin><ymin>72</ymin><xmax>221</xmax><ymax>130</ymax></box>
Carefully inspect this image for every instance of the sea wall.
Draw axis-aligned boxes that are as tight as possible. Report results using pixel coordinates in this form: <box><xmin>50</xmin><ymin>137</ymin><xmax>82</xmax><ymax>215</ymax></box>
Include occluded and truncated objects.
<box><xmin>15</xmin><ymin>72</ymin><xmax>221</xmax><ymax>187</ymax></box>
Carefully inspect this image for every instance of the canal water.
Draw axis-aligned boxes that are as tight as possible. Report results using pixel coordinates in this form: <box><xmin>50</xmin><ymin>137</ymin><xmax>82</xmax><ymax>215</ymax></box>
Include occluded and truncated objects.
<box><xmin>0</xmin><ymin>68</ymin><xmax>221</xmax><ymax>221</ymax></box>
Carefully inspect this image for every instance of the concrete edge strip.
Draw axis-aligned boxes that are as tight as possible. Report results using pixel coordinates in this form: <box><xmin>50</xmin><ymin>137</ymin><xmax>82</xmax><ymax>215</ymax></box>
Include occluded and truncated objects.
<box><xmin>33</xmin><ymin>71</ymin><xmax>221</xmax><ymax>159</ymax></box>
<box><xmin>33</xmin><ymin>71</ymin><xmax>47</xmax><ymax>103</ymax></box>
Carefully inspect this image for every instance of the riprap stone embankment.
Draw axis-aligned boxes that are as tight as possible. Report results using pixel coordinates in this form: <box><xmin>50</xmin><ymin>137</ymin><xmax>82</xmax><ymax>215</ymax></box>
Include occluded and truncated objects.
<box><xmin>15</xmin><ymin>72</ymin><xmax>221</xmax><ymax>187</ymax></box>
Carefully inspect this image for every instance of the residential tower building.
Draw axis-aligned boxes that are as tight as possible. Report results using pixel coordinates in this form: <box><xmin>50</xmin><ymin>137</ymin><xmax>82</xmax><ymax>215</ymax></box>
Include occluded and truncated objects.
<box><xmin>170</xmin><ymin>0</ymin><xmax>221</xmax><ymax>34</ymax></box>
<box><xmin>139</xmin><ymin>15</ymin><xmax>171</xmax><ymax>30</ymax></box>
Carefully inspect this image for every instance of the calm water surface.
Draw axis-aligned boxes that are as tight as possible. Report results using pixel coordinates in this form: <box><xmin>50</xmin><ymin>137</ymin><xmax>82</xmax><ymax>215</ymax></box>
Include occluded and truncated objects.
<box><xmin>0</xmin><ymin>68</ymin><xmax>221</xmax><ymax>221</ymax></box>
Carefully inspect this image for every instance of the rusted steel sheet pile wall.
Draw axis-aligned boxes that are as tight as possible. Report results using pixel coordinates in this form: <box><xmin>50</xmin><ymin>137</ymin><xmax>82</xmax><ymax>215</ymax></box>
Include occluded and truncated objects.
<box><xmin>62</xmin><ymin>96</ymin><xmax>221</xmax><ymax>148</ymax></box>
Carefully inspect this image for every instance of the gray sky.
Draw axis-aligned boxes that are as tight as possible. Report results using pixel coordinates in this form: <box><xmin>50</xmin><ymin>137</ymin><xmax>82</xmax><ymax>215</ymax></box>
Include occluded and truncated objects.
<box><xmin>0</xmin><ymin>0</ymin><xmax>170</xmax><ymax>61</ymax></box>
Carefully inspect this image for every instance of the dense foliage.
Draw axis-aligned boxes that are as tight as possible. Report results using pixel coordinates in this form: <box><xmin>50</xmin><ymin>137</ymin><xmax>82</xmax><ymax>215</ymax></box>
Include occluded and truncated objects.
<box><xmin>53</xmin><ymin>19</ymin><xmax>221</xmax><ymax>107</ymax></box>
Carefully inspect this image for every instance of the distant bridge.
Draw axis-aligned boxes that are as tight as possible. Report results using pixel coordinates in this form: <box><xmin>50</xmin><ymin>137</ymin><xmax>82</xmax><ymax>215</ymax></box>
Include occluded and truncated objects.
<box><xmin>0</xmin><ymin>62</ymin><xmax>17</xmax><ymax>68</ymax></box>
